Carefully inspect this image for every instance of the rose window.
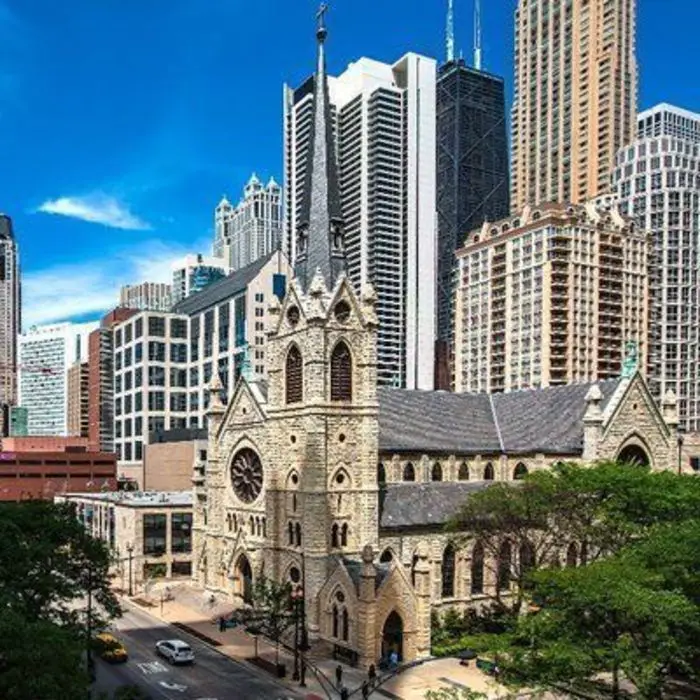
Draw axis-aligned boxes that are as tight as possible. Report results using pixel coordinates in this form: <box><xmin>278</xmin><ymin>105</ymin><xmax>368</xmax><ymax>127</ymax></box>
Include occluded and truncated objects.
<box><xmin>230</xmin><ymin>448</ymin><xmax>263</xmax><ymax>503</ymax></box>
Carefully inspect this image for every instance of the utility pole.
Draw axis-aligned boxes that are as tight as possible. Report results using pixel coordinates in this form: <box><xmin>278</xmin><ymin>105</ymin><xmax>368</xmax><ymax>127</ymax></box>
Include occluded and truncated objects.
<box><xmin>127</xmin><ymin>543</ymin><xmax>134</xmax><ymax>597</ymax></box>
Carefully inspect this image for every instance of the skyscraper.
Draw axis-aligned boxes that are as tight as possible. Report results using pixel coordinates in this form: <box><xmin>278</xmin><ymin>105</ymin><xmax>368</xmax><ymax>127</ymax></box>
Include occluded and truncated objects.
<box><xmin>435</xmin><ymin>58</ymin><xmax>509</xmax><ymax>387</ymax></box>
<box><xmin>510</xmin><ymin>0</ymin><xmax>638</xmax><ymax>211</ymax></box>
<box><xmin>284</xmin><ymin>53</ymin><xmax>437</xmax><ymax>389</ymax></box>
<box><xmin>119</xmin><ymin>282</ymin><xmax>172</xmax><ymax>312</ymax></box>
<box><xmin>614</xmin><ymin>104</ymin><xmax>700</xmax><ymax>430</ymax></box>
<box><xmin>0</xmin><ymin>214</ymin><xmax>20</xmax><ymax>425</ymax></box>
<box><xmin>18</xmin><ymin>321</ymin><xmax>98</xmax><ymax>436</ymax></box>
<box><xmin>171</xmin><ymin>254</ymin><xmax>227</xmax><ymax>305</ymax></box>
<box><xmin>454</xmin><ymin>202</ymin><xmax>649</xmax><ymax>393</ymax></box>
<box><xmin>213</xmin><ymin>174</ymin><xmax>282</xmax><ymax>273</ymax></box>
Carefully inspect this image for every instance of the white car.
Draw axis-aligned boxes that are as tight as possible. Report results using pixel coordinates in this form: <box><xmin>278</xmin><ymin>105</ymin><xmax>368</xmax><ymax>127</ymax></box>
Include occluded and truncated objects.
<box><xmin>155</xmin><ymin>639</ymin><xmax>195</xmax><ymax>665</ymax></box>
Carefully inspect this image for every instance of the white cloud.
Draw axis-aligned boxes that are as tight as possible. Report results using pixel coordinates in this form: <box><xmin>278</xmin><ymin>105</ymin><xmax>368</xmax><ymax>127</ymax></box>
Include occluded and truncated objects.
<box><xmin>37</xmin><ymin>193</ymin><xmax>151</xmax><ymax>231</ymax></box>
<box><xmin>22</xmin><ymin>238</ymin><xmax>212</xmax><ymax>328</ymax></box>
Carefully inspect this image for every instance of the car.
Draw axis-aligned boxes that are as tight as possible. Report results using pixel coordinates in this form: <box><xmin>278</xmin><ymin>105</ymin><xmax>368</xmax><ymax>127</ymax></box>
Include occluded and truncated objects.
<box><xmin>155</xmin><ymin>639</ymin><xmax>195</xmax><ymax>665</ymax></box>
<box><xmin>93</xmin><ymin>632</ymin><xmax>128</xmax><ymax>664</ymax></box>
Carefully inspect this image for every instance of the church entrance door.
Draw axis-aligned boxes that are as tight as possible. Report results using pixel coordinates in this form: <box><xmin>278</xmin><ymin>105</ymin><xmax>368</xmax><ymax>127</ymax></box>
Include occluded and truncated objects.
<box><xmin>234</xmin><ymin>554</ymin><xmax>253</xmax><ymax>604</ymax></box>
<box><xmin>381</xmin><ymin>610</ymin><xmax>403</xmax><ymax>662</ymax></box>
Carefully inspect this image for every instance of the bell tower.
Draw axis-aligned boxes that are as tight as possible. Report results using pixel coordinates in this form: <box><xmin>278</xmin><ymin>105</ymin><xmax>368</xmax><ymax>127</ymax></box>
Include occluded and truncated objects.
<box><xmin>264</xmin><ymin>4</ymin><xmax>380</xmax><ymax>639</ymax></box>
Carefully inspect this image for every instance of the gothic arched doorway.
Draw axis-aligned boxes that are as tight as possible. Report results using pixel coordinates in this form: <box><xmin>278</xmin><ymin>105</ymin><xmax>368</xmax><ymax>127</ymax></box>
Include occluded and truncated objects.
<box><xmin>618</xmin><ymin>443</ymin><xmax>650</xmax><ymax>467</ymax></box>
<box><xmin>381</xmin><ymin>610</ymin><xmax>404</xmax><ymax>662</ymax></box>
<box><xmin>234</xmin><ymin>554</ymin><xmax>253</xmax><ymax>604</ymax></box>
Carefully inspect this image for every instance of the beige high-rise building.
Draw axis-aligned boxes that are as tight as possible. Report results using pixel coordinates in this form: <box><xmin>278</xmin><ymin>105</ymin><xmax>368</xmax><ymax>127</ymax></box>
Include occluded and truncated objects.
<box><xmin>454</xmin><ymin>202</ymin><xmax>649</xmax><ymax>393</ymax></box>
<box><xmin>67</xmin><ymin>361</ymin><xmax>89</xmax><ymax>437</ymax></box>
<box><xmin>510</xmin><ymin>0</ymin><xmax>638</xmax><ymax>211</ymax></box>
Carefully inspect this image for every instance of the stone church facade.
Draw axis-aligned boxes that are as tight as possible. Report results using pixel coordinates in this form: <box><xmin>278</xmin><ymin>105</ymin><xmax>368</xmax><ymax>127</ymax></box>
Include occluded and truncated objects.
<box><xmin>192</xmin><ymin>8</ymin><xmax>683</xmax><ymax>670</ymax></box>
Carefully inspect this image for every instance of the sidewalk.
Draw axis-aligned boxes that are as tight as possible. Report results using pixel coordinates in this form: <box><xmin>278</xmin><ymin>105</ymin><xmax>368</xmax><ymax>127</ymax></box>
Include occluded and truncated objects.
<box><xmin>126</xmin><ymin>581</ymin><xmax>513</xmax><ymax>700</ymax></box>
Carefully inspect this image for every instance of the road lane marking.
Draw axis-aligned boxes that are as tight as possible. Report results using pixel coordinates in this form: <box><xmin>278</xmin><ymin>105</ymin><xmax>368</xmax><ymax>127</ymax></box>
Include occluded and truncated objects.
<box><xmin>137</xmin><ymin>660</ymin><xmax>169</xmax><ymax>675</ymax></box>
<box><xmin>159</xmin><ymin>681</ymin><xmax>187</xmax><ymax>692</ymax></box>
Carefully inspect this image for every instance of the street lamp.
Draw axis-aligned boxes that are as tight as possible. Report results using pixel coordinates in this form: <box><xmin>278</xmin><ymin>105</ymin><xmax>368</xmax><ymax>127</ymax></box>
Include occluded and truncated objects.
<box><xmin>126</xmin><ymin>543</ymin><xmax>134</xmax><ymax>597</ymax></box>
<box><xmin>291</xmin><ymin>587</ymin><xmax>303</xmax><ymax>681</ymax></box>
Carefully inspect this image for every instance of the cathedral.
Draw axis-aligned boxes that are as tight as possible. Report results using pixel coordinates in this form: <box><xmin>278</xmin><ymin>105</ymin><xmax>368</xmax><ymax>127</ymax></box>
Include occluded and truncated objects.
<box><xmin>192</xmin><ymin>11</ymin><xmax>683</xmax><ymax>668</ymax></box>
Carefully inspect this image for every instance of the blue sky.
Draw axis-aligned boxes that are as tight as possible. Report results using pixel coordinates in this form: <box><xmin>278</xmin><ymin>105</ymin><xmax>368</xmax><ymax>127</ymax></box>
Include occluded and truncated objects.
<box><xmin>1</xmin><ymin>0</ymin><xmax>698</xmax><ymax>328</ymax></box>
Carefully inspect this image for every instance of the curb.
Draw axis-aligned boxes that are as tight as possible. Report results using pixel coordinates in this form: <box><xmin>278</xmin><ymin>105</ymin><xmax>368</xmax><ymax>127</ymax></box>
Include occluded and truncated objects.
<box><xmin>122</xmin><ymin>596</ymin><xmax>305</xmax><ymax>698</ymax></box>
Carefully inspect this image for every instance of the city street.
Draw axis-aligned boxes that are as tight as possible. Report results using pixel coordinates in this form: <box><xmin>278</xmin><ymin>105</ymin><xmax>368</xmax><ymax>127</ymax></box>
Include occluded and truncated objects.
<box><xmin>92</xmin><ymin>601</ymin><xmax>302</xmax><ymax>700</ymax></box>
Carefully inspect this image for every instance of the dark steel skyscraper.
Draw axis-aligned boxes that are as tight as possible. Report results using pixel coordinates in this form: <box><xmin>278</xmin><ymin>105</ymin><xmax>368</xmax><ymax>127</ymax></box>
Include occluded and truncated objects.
<box><xmin>0</xmin><ymin>214</ymin><xmax>20</xmax><ymax>433</ymax></box>
<box><xmin>435</xmin><ymin>60</ymin><xmax>509</xmax><ymax>387</ymax></box>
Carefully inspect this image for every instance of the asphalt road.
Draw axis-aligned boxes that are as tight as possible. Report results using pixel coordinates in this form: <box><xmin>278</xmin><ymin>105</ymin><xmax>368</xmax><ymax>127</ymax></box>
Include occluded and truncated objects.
<box><xmin>92</xmin><ymin>601</ymin><xmax>302</xmax><ymax>700</ymax></box>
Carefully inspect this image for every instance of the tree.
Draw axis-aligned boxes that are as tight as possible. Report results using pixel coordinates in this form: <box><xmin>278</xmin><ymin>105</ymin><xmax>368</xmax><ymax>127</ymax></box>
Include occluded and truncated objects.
<box><xmin>0</xmin><ymin>501</ymin><xmax>121</xmax><ymax>634</ymax></box>
<box><xmin>0</xmin><ymin>609</ymin><xmax>86</xmax><ymax>700</ymax></box>
<box><xmin>448</xmin><ymin>462</ymin><xmax>700</xmax><ymax>615</ymax></box>
<box><xmin>425</xmin><ymin>688</ymin><xmax>487</xmax><ymax>700</ymax></box>
<box><xmin>235</xmin><ymin>575</ymin><xmax>295</xmax><ymax>666</ymax></box>
<box><xmin>502</xmin><ymin>559</ymin><xmax>700</xmax><ymax>700</ymax></box>
<box><xmin>0</xmin><ymin>502</ymin><xmax>122</xmax><ymax>697</ymax></box>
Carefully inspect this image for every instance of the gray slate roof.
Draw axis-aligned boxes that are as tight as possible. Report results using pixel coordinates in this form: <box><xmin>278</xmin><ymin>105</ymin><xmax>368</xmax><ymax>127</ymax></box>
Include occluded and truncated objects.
<box><xmin>378</xmin><ymin>379</ymin><xmax>620</xmax><ymax>455</ymax></box>
<box><xmin>342</xmin><ymin>557</ymin><xmax>392</xmax><ymax>592</ymax></box>
<box><xmin>380</xmin><ymin>482</ymin><xmax>492</xmax><ymax>529</ymax></box>
<box><xmin>172</xmin><ymin>252</ymin><xmax>275</xmax><ymax>316</ymax></box>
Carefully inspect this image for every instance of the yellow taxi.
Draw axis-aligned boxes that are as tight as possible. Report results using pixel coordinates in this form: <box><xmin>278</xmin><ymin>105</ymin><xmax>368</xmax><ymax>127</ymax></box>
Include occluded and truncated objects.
<box><xmin>94</xmin><ymin>632</ymin><xmax>128</xmax><ymax>663</ymax></box>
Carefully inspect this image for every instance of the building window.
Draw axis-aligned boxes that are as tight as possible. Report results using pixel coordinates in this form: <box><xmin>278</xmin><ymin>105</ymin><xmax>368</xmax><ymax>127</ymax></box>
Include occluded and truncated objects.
<box><xmin>295</xmin><ymin>522</ymin><xmax>302</xmax><ymax>547</ymax></box>
<box><xmin>171</xmin><ymin>561</ymin><xmax>192</xmax><ymax>577</ymax></box>
<box><xmin>471</xmin><ymin>542</ymin><xmax>484</xmax><ymax>595</ymax></box>
<box><xmin>135</xmin><ymin>318</ymin><xmax>143</xmax><ymax>337</ymax></box>
<box><xmin>170</xmin><ymin>393</ymin><xmax>187</xmax><ymax>412</ymax></box>
<box><xmin>403</xmin><ymin>463</ymin><xmax>415</xmax><ymax>481</ymax></box>
<box><xmin>171</xmin><ymin>513</ymin><xmax>192</xmax><ymax>553</ymax></box>
<box><xmin>170</xmin><ymin>318</ymin><xmax>187</xmax><ymax>339</ymax></box>
<box><xmin>331</xmin><ymin>523</ymin><xmax>339</xmax><ymax>548</ymax></box>
<box><xmin>341</xmin><ymin>608</ymin><xmax>349</xmax><ymax>642</ymax></box>
<box><xmin>458</xmin><ymin>462</ymin><xmax>470</xmax><ymax>480</ymax></box>
<box><xmin>332</xmin><ymin>605</ymin><xmax>339</xmax><ymax>638</ymax></box>
<box><xmin>513</xmin><ymin>463</ymin><xmax>528</xmax><ymax>480</ymax></box>
<box><xmin>148</xmin><ymin>316</ymin><xmax>165</xmax><ymax>337</ymax></box>
<box><xmin>431</xmin><ymin>462</ymin><xmax>443</xmax><ymax>482</ymax></box>
<box><xmin>148</xmin><ymin>342</ymin><xmax>165</xmax><ymax>362</ymax></box>
<box><xmin>377</xmin><ymin>463</ymin><xmax>386</xmax><ymax>485</ymax></box>
<box><xmin>143</xmin><ymin>514</ymin><xmax>167</xmax><ymax>555</ymax></box>
<box><xmin>441</xmin><ymin>544</ymin><xmax>456</xmax><ymax>598</ymax></box>
<box><xmin>148</xmin><ymin>391</ymin><xmax>165</xmax><ymax>411</ymax></box>
<box><xmin>285</xmin><ymin>344</ymin><xmax>303</xmax><ymax>404</ymax></box>
<box><xmin>171</xmin><ymin>343</ymin><xmax>187</xmax><ymax>363</ymax></box>
<box><xmin>497</xmin><ymin>541</ymin><xmax>512</xmax><ymax>591</ymax></box>
<box><xmin>204</xmin><ymin>310</ymin><xmax>214</xmax><ymax>357</ymax></box>
<box><xmin>134</xmin><ymin>343</ymin><xmax>142</xmax><ymax>363</ymax></box>
<box><xmin>288</xmin><ymin>522</ymin><xmax>294</xmax><ymax>546</ymax></box>
<box><xmin>134</xmin><ymin>441</ymin><xmax>143</xmax><ymax>460</ymax></box>
<box><xmin>340</xmin><ymin>523</ymin><xmax>348</xmax><ymax>547</ymax></box>
<box><xmin>148</xmin><ymin>366</ymin><xmax>165</xmax><ymax>386</ymax></box>
<box><xmin>330</xmin><ymin>341</ymin><xmax>352</xmax><ymax>401</ymax></box>
<box><xmin>143</xmin><ymin>562</ymin><xmax>167</xmax><ymax>579</ymax></box>
<box><xmin>484</xmin><ymin>463</ymin><xmax>495</xmax><ymax>480</ymax></box>
<box><xmin>190</xmin><ymin>317</ymin><xmax>200</xmax><ymax>362</ymax></box>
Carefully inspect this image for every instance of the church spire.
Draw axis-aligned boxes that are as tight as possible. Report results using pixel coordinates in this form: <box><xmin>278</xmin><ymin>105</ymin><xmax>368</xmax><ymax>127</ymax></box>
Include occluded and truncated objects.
<box><xmin>295</xmin><ymin>3</ymin><xmax>346</xmax><ymax>292</ymax></box>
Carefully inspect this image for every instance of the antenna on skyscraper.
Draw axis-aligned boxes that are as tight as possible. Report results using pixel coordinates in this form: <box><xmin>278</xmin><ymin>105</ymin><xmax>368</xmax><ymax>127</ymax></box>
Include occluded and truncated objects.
<box><xmin>446</xmin><ymin>0</ymin><xmax>455</xmax><ymax>63</ymax></box>
<box><xmin>474</xmin><ymin>0</ymin><xmax>482</xmax><ymax>70</ymax></box>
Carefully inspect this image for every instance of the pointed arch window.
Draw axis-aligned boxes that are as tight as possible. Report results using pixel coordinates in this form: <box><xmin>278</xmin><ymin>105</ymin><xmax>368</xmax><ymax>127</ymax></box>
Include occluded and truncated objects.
<box><xmin>341</xmin><ymin>608</ymin><xmax>349</xmax><ymax>641</ymax></box>
<box><xmin>295</xmin><ymin>523</ymin><xmax>302</xmax><ymax>547</ymax></box>
<box><xmin>341</xmin><ymin>523</ymin><xmax>348</xmax><ymax>547</ymax></box>
<box><xmin>497</xmin><ymin>541</ymin><xmax>512</xmax><ymax>591</ymax></box>
<box><xmin>513</xmin><ymin>462</ymin><xmax>528</xmax><ymax>480</ymax></box>
<box><xmin>411</xmin><ymin>553</ymin><xmax>419</xmax><ymax>586</ymax></box>
<box><xmin>285</xmin><ymin>345</ymin><xmax>303</xmax><ymax>404</ymax></box>
<box><xmin>458</xmin><ymin>462</ymin><xmax>470</xmax><ymax>481</ymax></box>
<box><xmin>332</xmin><ymin>605</ymin><xmax>339</xmax><ymax>638</ymax></box>
<box><xmin>431</xmin><ymin>462</ymin><xmax>443</xmax><ymax>482</ymax></box>
<box><xmin>520</xmin><ymin>540</ymin><xmax>536</xmax><ymax>589</ymax></box>
<box><xmin>331</xmin><ymin>523</ymin><xmax>339</xmax><ymax>548</ymax></box>
<box><xmin>484</xmin><ymin>463</ymin><xmax>495</xmax><ymax>480</ymax></box>
<box><xmin>378</xmin><ymin>463</ymin><xmax>386</xmax><ymax>485</ymax></box>
<box><xmin>403</xmin><ymin>463</ymin><xmax>415</xmax><ymax>482</ymax></box>
<box><xmin>471</xmin><ymin>542</ymin><xmax>484</xmax><ymax>594</ymax></box>
<box><xmin>441</xmin><ymin>544</ymin><xmax>456</xmax><ymax>598</ymax></box>
<box><xmin>330</xmin><ymin>341</ymin><xmax>352</xmax><ymax>401</ymax></box>
<box><xmin>287</xmin><ymin>522</ymin><xmax>294</xmax><ymax>546</ymax></box>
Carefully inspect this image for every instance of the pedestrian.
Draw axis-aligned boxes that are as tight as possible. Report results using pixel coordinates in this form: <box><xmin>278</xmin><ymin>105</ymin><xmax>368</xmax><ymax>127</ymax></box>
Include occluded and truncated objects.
<box><xmin>389</xmin><ymin>649</ymin><xmax>398</xmax><ymax>669</ymax></box>
<box><xmin>340</xmin><ymin>687</ymin><xmax>349</xmax><ymax>700</ymax></box>
<box><xmin>362</xmin><ymin>679</ymin><xmax>370</xmax><ymax>698</ymax></box>
<box><xmin>218</xmin><ymin>616</ymin><xmax>226</xmax><ymax>633</ymax></box>
<box><xmin>335</xmin><ymin>664</ymin><xmax>343</xmax><ymax>688</ymax></box>
<box><xmin>368</xmin><ymin>663</ymin><xmax>377</xmax><ymax>686</ymax></box>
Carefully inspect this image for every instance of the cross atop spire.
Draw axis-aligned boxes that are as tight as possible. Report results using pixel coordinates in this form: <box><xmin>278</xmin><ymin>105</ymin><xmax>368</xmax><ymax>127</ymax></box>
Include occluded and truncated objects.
<box><xmin>294</xmin><ymin>3</ymin><xmax>346</xmax><ymax>293</ymax></box>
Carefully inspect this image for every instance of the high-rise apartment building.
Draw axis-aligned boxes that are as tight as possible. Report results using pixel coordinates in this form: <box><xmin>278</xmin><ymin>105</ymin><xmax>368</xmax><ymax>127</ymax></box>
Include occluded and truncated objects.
<box><xmin>436</xmin><ymin>59</ymin><xmax>510</xmax><ymax>386</ymax></box>
<box><xmin>510</xmin><ymin>0</ymin><xmax>638</xmax><ymax>211</ymax></box>
<box><xmin>213</xmin><ymin>174</ymin><xmax>282</xmax><ymax>273</ymax></box>
<box><xmin>171</xmin><ymin>254</ymin><xmax>227</xmax><ymax>306</ymax></box>
<box><xmin>172</xmin><ymin>251</ymin><xmax>291</xmax><ymax>428</ymax></box>
<box><xmin>88</xmin><ymin>307</ymin><xmax>137</xmax><ymax>453</ymax></box>
<box><xmin>284</xmin><ymin>54</ymin><xmax>437</xmax><ymax>389</ymax></box>
<box><xmin>614</xmin><ymin>104</ymin><xmax>700</xmax><ymax>430</ymax></box>
<box><xmin>454</xmin><ymin>202</ymin><xmax>649</xmax><ymax>393</ymax></box>
<box><xmin>18</xmin><ymin>321</ymin><xmax>98</xmax><ymax>435</ymax></box>
<box><xmin>119</xmin><ymin>282</ymin><xmax>172</xmax><ymax>312</ymax></box>
<box><xmin>67</xmin><ymin>361</ymin><xmax>89</xmax><ymax>437</ymax></box>
<box><xmin>0</xmin><ymin>214</ymin><xmax>20</xmax><ymax>424</ymax></box>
